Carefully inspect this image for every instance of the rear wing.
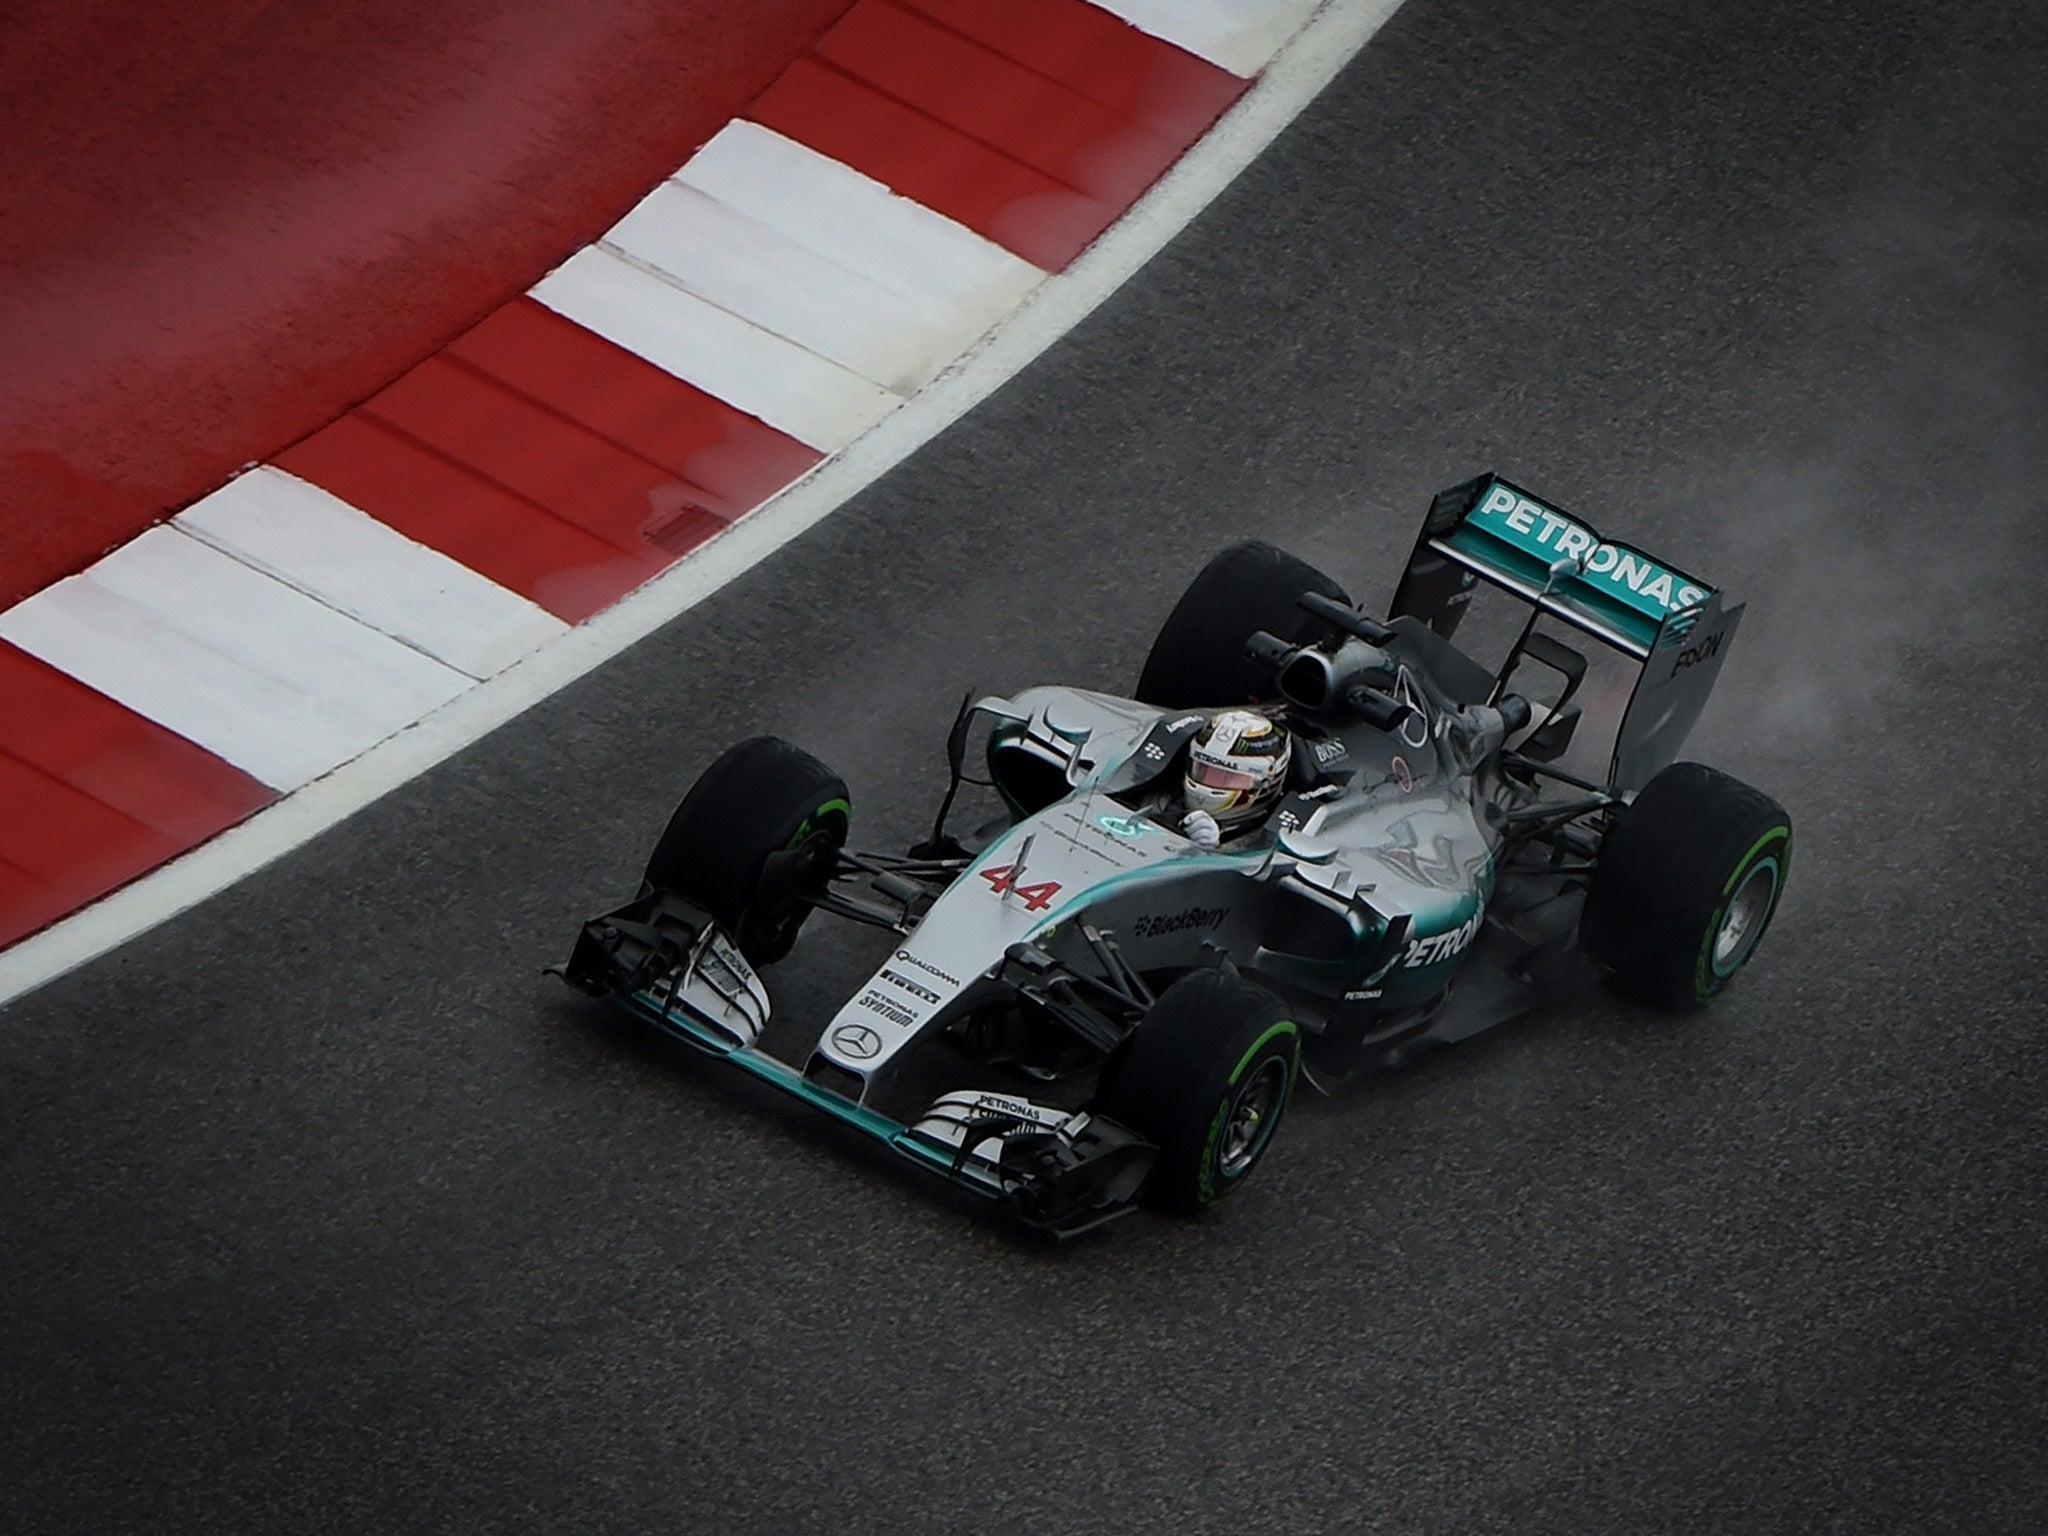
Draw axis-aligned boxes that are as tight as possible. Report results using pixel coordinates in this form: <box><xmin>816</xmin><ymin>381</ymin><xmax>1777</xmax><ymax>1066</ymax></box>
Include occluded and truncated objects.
<box><xmin>1389</xmin><ymin>473</ymin><xmax>1743</xmax><ymax>791</ymax></box>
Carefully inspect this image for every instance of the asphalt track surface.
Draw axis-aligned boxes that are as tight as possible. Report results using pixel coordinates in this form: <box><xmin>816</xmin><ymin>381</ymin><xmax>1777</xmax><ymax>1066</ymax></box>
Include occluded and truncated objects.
<box><xmin>6</xmin><ymin>1</ymin><xmax>2046</xmax><ymax>1530</ymax></box>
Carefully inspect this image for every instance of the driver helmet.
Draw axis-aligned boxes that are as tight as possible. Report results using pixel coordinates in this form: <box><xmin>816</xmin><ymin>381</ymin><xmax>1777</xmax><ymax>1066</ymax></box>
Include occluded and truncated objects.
<box><xmin>1184</xmin><ymin>710</ymin><xmax>1291</xmax><ymax>828</ymax></box>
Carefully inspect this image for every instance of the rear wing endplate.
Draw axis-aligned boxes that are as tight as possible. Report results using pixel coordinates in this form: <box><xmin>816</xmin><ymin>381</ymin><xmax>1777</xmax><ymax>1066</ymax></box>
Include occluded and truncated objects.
<box><xmin>1389</xmin><ymin>473</ymin><xmax>1744</xmax><ymax>791</ymax></box>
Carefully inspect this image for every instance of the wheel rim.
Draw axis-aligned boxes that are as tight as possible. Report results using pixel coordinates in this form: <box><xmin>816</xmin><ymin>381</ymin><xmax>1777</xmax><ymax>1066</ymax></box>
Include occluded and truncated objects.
<box><xmin>741</xmin><ymin>828</ymin><xmax>840</xmax><ymax>952</ymax></box>
<box><xmin>1712</xmin><ymin>858</ymin><xmax>1779</xmax><ymax>976</ymax></box>
<box><xmin>1218</xmin><ymin>1057</ymin><xmax>1288</xmax><ymax>1177</ymax></box>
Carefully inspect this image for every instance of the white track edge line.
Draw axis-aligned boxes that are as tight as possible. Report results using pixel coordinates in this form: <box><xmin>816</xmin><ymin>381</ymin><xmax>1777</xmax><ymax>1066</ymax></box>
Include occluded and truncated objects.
<box><xmin>0</xmin><ymin>0</ymin><xmax>1406</xmax><ymax>1009</ymax></box>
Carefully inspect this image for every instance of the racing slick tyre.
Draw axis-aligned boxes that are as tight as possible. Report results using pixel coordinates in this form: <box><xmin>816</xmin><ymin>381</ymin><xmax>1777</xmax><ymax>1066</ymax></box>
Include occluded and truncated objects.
<box><xmin>1580</xmin><ymin>762</ymin><xmax>1792</xmax><ymax>1008</ymax></box>
<box><xmin>644</xmin><ymin>737</ymin><xmax>850</xmax><ymax>965</ymax></box>
<box><xmin>1093</xmin><ymin>969</ymin><xmax>1302</xmax><ymax>1213</ymax></box>
<box><xmin>1136</xmin><ymin>541</ymin><xmax>1351</xmax><ymax>709</ymax></box>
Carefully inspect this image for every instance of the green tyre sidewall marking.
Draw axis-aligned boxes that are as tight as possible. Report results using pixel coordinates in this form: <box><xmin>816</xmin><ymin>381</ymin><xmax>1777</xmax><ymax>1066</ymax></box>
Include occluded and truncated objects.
<box><xmin>1195</xmin><ymin>1019</ymin><xmax>1300</xmax><ymax>1206</ymax></box>
<box><xmin>782</xmin><ymin>797</ymin><xmax>852</xmax><ymax>852</ymax></box>
<box><xmin>1691</xmin><ymin>825</ymin><xmax>1791</xmax><ymax>1004</ymax></box>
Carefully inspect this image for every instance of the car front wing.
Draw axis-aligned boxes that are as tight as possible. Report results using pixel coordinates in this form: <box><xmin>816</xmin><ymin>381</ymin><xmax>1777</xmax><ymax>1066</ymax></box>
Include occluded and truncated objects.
<box><xmin>552</xmin><ymin>889</ymin><xmax>1153</xmax><ymax>1238</ymax></box>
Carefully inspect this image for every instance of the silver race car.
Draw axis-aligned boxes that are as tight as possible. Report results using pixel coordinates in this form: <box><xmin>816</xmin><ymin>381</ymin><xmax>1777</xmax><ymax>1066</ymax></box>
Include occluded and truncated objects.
<box><xmin>554</xmin><ymin>474</ymin><xmax>1791</xmax><ymax>1236</ymax></box>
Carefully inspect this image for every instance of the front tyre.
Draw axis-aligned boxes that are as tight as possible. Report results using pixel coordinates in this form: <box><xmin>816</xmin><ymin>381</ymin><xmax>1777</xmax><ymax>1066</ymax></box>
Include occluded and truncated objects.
<box><xmin>644</xmin><ymin>737</ymin><xmax>850</xmax><ymax>965</ymax></box>
<box><xmin>1094</xmin><ymin>969</ymin><xmax>1301</xmax><ymax>1212</ymax></box>
<box><xmin>1581</xmin><ymin>762</ymin><xmax>1792</xmax><ymax>1007</ymax></box>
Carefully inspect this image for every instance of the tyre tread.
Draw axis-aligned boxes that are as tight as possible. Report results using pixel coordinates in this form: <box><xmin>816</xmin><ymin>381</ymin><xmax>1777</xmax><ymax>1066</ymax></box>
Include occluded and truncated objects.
<box><xmin>1582</xmin><ymin>761</ymin><xmax>1791</xmax><ymax>1006</ymax></box>
<box><xmin>644</xmin><ymin>736</ymin><xmax>849</xmax><ymax>962</ymax></box>
<box><xmin>1096</xmin><ymin>968</ymin><xmax>1300</xmax><ymax>1211</ymax></box>
<box><xmin>1136</xmin><ymin>542</ymin><xmax>1350</xmax><ymax>708</ymax></box>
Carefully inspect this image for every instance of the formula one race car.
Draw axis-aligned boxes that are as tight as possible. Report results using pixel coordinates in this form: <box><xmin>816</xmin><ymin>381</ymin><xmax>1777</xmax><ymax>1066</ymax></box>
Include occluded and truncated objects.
<box><xmin>554</xmin><ymin>473</ymin><xmax>1791</xmax><ymax>1237</ymax></box>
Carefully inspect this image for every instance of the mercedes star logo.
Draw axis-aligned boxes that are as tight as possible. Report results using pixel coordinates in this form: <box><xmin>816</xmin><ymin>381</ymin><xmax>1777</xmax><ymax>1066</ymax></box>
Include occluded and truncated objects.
<box><xmin>830</xmin><ymin>1023</ymin><xmax>882</xmax><ymax>1060</ymax></box>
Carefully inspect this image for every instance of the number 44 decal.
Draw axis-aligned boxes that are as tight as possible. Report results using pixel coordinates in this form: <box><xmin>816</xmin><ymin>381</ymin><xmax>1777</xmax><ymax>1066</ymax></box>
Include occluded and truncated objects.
<box><xmin>979</xmin><ymin>864</ymin><xmax>1062</xmax><ymax>912</ymax></box>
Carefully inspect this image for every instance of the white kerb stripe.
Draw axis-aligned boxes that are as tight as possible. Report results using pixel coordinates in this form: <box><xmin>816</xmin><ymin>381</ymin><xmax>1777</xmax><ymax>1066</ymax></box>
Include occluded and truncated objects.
<box><xmin>603</xmin><ymin>181</ymin><xmax>925</xmax><ymax>394</ymax></box>
<box><xmin>0</xmin><ymin>527</ymin><xmax>471</xmax><ymax>789</ymax></box>
<box><xmin>531</xmin><ymin>245</ymin><xmax>896</xmax><ymax>452</ymax></box>
<box><xmin>176</xmin><ymin>467</ymin><xmax>568</xmax><ymax>681</ymax></box>
<box><xmin>679</xmin><ymin>122</ymin><xmax>1044</xmax><ymax>310</ymax></box>
<box><xmin>607</xmin><ymin>180</ymin><xmax>997</xmax><ymax>397</ymax></box>
<box><xmin>1087</xmin><ymin>0</ymin><xmax>1325</xmax><ymax>75</ymax></box>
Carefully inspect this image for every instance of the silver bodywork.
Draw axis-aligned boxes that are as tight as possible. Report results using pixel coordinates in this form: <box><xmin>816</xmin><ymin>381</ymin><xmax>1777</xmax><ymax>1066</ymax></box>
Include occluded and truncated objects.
<box><xmin>811</xmin><ymin>670</ymin><xmax>1525</xmax><ymax>1105</ymax></box>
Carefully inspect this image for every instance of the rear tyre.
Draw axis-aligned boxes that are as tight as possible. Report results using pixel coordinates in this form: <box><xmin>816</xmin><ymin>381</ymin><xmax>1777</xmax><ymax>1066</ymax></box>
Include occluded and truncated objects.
<box><xmin>1136</xmin><ymin>542</ymin><xmax>1351</xmax><ymax>708</ymax></box>
<box><xmin>1094</xmin><ymin>969</ymin><xmax>1301</xmax><ymax>1212</ymax></box>
<box><xmin>644</xmin><ymin>737</ymin><xmax>850</xmax><ymax>965</ymax></box>
<box><xmin>1580</xmin><ymin>762</ymin><xmax>1791</xmax><ymax>1008</ymax></box>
